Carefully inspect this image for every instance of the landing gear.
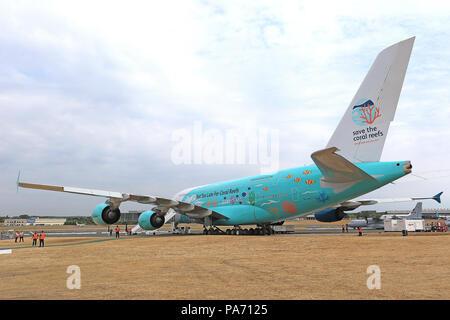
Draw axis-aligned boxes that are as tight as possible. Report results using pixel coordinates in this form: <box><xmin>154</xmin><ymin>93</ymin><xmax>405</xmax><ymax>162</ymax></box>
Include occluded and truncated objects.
<box><xmin>204</xmin><ymin>226</ymin><xmax>225</xmax><ymax>235</ymax></box>
<box><xmin>202</xmin><ymin>225</ymin><xmax>274</xmax><ymax>236</ymax></box>
<box><xmin>218</xmin><ymin>226</ymin><xmax>274</xmax><ymax>235</ymax></box>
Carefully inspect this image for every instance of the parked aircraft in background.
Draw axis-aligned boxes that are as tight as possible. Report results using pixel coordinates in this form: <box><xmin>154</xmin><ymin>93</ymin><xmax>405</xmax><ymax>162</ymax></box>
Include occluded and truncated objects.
<box><xmin>19</xmin><ymin>37</ymin><xmax>435</xmax><ymax>235</ymax></box>
<box><xmin>379</xmin><ymin>196</ymin><xmax>442</xmax><ymax>220</ymax></box>
<box><xmin>75</xmin><ymin>222</ymin><xmax>86</xmax><ymax>227</ymax></box>
<box><xmin>349</xmin><ymin>201</ymin><xmax>434</xmax><ymax>229</ymax></box>
<box><xmin>348</xmin><ymin>217</ymin><xmax>384</xmax><ymax>230</ymax></box>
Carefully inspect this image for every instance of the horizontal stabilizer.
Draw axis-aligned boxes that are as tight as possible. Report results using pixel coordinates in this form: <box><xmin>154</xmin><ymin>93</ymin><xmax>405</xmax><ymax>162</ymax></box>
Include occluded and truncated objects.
<box><xmin>311</xmin><ymin>147</ymin><xmax>377</xmax><ymax>193</ymax></box>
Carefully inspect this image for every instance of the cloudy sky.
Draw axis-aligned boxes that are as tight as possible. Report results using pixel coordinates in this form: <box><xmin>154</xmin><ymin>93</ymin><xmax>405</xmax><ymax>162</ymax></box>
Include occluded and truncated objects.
<box><xmin>1</xmin><ymin>0</ymin><xmax>449</xmax><ymax>216</ymax></box>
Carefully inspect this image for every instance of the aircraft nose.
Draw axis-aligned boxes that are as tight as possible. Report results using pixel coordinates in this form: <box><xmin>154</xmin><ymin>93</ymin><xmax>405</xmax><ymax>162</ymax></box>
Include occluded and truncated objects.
<box><xmin>402</xmin><ymin>161</ymin><xmax>412</xmax><ymax>174</ymax></box>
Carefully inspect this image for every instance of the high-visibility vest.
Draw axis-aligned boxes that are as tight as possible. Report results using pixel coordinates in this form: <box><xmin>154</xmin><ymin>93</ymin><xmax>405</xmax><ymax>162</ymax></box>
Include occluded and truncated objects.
<box><xmin>33</xmin><ymin>233</ymin><xmax>38</xmax><ymax>239</ymax></box>
<box><xmin>15</xmin><ymin>233</ymin><xmax>18</xmax><ymax>238</ymax></box>
<box><xmin>20</xmin><ymin>232</ymin><xmax>23</xmax><ymax>237</ymax></box>
<box><xmin>40</xmin><ymin>233</ymin><xmax>46</xmax><ymax>240</ymax></box>
<box><xmin>359</xmin><ymin>227</ymin><xmax>362</xmax><ymax>232</ymax></box>
<box><xmin>116</xmin><ymin>227</ymin><xmax>120</xmax><ymax>232</ymax></box>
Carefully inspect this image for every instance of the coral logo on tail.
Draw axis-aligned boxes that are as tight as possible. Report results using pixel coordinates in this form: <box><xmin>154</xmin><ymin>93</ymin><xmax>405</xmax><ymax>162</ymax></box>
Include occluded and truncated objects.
<box><xmin>352</xmin><ymin>99</ymin><xmax>382</xmax><ymax>126</ymax></box>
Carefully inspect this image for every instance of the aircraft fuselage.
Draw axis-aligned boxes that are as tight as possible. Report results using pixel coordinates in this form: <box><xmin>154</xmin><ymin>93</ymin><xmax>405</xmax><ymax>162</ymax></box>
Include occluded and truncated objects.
<box><xmin>176</xmin><ymin>160</ymin><xmax>410</xmax><ymax>226</ymax></box>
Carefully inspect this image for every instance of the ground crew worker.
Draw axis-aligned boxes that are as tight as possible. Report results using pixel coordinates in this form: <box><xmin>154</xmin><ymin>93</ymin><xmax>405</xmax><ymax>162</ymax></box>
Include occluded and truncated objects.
<box><xmin>109</xmin><ymin>226</ymin><xmax>113</xmax><ymax>236</ymax></box>
<box><xmin>115</xmin><ymin>225</ymin><xmax>120</xmax><ymax>239</ymax></box>
<box><xmin>39</xmin><ymin>231</ymin><xmax>46</xmax><ymax>247</ymax></box>
<box><xmin>19</xmin><ymin>232</ymin><xmax>24</xmax><ymax>242</ymax></box>
<box><xmin>32</xmin><ymin>231</ymin><xmax>38</xmax><ymax>246</ymax></box>
<box><xmin>15</xmin><ymin>232</ymin><xmax>19</xmax><ymax>243</ymax></box>
<box><xmin>345</xmin><ymin>224</ymin><xmax>349</xmax><ymax>233</ymax></box>
<box><xmin>358</xmin><ymin>226</ymin><xmax>363</xmax><ymax>236</ymax></box>
<box><xmin>342</xmin><ymin>225</ymin><xmax>345</xmax><ymax>233</ymax></box>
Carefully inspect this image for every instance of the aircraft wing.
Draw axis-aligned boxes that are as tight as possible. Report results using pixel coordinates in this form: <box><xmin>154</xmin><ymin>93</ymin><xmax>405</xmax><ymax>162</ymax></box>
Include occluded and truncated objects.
<box><xmin>17</xmin><ymin>181</ymin><xmax>229</xmax><ymax>220</ymax></box>
<box><xmin>311</xmin><ymin>147</ymin><xmax>377</xmax><ymax>193</ymax></box>
<box><xmin>334</xmin><ymin>192</ymin><xmax>443</xmax><ymax>211</ymax></box>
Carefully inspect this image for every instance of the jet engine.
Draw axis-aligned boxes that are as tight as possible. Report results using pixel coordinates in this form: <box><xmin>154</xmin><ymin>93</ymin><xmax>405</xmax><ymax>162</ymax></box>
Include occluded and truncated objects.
<box><xmin>314</xmin><ymin>208</ymin><xmax>346</xmax><ymax>222</ymax></box>
<box><xmin>138</xmin><ymin>211</ymin><xmax>166</xmax><ymax>230</ymax></box>
<box><xmin>92</xmin><ymin>203</ymin><xmax>121</xmax><ymax>225</ymax></box>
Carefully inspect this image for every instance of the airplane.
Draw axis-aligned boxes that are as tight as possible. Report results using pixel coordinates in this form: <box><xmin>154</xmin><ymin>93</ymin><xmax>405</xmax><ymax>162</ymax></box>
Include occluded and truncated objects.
<box><xmin>347</xmin><ymin>217</ymin><xmax>384</xmax><ymax>230</ymax></box>
<box><xmin>348</xmin><ymin>201</ymin><xmax>430</xmax><ymax>229</ymax></box>
<box><xmin>378</xmin><ymin>193</ymin><xmax>442</xmax><ymax>220</ymax></box>
<box><xmin>18</xmin><ymin>37</ymin><xmax>432</xmax><ymax>236</ymax></box>
<box><xmin>75</xmin><ymin>222</ymin><xmax>86</xmax><ymax>227</ymax></box>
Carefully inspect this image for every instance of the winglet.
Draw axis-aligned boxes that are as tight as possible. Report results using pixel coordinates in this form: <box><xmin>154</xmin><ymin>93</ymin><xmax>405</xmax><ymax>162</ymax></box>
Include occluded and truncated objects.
<box><xmin>16</xmin><ymin>170</ymin><xmax>21</xmax><ymax>193</ymax></box>
<box><xmin>433</xmin><ymin>192</ymin><xmax>443</xmax><ymax>204</ymax></box>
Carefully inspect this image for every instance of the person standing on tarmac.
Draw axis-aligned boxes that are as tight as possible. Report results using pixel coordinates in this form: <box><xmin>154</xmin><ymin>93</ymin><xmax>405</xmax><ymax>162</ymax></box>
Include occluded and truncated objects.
<box><xmin>19</xmin><ymin>231</ymin><xmax>24</xmax><ymax>242</ymax></box>
<box><xmin>39</xmin><ymin>231</ymin><xmax>46</xmax><ymax>247</ymax></box>
<box><xmin>345</xmin><ymin>224</ymin><xmax>349</xmax><ymax>233</ymax></box>
<box><xmin>358</xmin><ymin>226</ymin><xmax>363</xmax><ymax>236</ymax></box>
<box><xmin>32</xmin><ymin>231</ymin><xmax>38</xmax><ymax>246</ymax></box>
<box><xmin>14</xmin><ymin>231</ymin><xmax>19</xmax><ymax>243</ymax></box>
<box><xmin>115</xmin><ymin>225</ymin><xmax>120</xmax><ymax>239</ymax></box>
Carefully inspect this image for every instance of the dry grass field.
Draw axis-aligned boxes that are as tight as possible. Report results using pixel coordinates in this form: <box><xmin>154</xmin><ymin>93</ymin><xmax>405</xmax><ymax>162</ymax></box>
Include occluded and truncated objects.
<box><xmin>1</xmin><ymin>231</ymin><xmax>450</xmax><ymax>300</ymax></box>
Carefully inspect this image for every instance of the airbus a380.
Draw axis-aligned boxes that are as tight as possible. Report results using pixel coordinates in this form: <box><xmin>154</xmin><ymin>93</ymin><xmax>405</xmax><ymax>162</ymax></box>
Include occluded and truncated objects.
<box><xmin>18</xmin><ymin>37</ymin><xmax>440</xmax><ymax>235</ymax></box>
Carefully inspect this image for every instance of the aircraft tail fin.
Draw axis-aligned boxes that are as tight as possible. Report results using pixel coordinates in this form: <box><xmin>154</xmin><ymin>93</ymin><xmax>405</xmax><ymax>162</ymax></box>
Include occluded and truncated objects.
<box><xmin>407</xmin><ymin>202</ymin><xmax>422</xmax><ymax>219</ymax></box>
<box><xmin>326</xmin><ymin>37</ymin><xmax>415</xmax><ymax>162</ymax></box>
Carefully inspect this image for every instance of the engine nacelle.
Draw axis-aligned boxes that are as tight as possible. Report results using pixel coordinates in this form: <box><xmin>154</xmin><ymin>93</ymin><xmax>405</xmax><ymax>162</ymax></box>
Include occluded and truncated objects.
<box><xmin>314</xmin><ymin>208</ymin><xmax>347</xmax><ymax>222</ymax></box>
<box><xmin>92</xmin><ymin>203</ymin><xmax>121</xmax><ymax>225</ymax></box>
<box><xmin>138</xmin><ymin>211</ymin><xmax>166</xmax><ymax>230</ymax></box>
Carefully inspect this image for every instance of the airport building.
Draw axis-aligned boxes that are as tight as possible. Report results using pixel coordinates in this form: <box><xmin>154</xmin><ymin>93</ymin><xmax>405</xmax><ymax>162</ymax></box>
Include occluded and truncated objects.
<box><xmin>2</xmin><ymin>219</ymin><xmax>31</xmax><ymax>226</ymax></box>
<box><xmin>3</xmin><ymin>218</ymin><xmax>67</xmax><ymax>226</ymax></box>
